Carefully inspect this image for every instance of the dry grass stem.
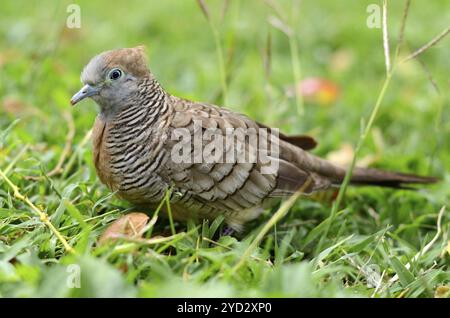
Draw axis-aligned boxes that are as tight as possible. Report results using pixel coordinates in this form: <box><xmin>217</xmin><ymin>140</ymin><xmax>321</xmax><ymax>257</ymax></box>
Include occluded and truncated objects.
<box><xmin>382</xmin><ymin>0</ymin><xmax>391</xmax><ymax>73</ymax></box>
<box><xmin>402</xmin><ymin>25</ymin><xmax>450</xmax><ymax>62</ymax></box>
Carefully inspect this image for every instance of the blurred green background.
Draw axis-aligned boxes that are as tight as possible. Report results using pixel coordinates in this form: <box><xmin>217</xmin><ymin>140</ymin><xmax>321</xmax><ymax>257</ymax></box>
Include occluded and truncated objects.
<box><xmin>0</xmin><ymin>0</ymin><xmax>448</xmax><ymax>297</ymax></box>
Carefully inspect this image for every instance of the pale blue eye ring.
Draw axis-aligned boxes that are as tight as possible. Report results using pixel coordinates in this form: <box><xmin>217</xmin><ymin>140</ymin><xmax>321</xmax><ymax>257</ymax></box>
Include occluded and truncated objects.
<box><xmin>109</xmin><ymin>68</ymin><xmax>123</xmax><ymax>80</ymax></box>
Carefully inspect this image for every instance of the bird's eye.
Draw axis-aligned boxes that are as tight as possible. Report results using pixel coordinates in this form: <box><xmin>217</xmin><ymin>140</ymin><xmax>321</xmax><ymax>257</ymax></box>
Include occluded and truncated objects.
<box><xmin>109</xmin><ymin>68</ymin><xmax>123</xmax><ymax>80</ymax></box>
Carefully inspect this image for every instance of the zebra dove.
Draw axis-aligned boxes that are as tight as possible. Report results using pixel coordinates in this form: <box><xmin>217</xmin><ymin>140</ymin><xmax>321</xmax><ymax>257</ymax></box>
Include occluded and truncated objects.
<box><xmin>71</xmin><ymin>46</ymin><xmax>436</xmax><ymax>231</ymax></box>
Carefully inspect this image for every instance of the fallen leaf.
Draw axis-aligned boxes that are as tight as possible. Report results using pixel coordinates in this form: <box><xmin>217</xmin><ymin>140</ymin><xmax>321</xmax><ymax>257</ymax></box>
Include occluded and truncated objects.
<box><xmin>2</xmin><ymin>96</ymin><xmax>43</xmax><ymax>118</ymax></box>
<box><xmin>98</xmin><ymin>212</ymin><xmax>149</xmax><ymax>245</ymax></box>
<box><xmin>327</xmin><ymin>142</ymin><xmax>381</xmax><ymax>168</ymax></box>
<box><xmin>2</xmin><ymin>97</ymin><xmax>26</xmax><ymax>114</ymax></box>
<box><xmin>0</xmin><ymin>49</ymin><xmax>20</xmax><ymax>67</ymax></box>
<box><xmin>434</xmin><ymin>285</ymin><xmax>449</xmax><ymax>298</ymax></box>
<box><xmin>60</xmin><ymin>27</ymin><xmax>83</xmax><ymax>42</ymax></box>
<box><xmin>326</xmin><ymin>143</ymin><xmax>354</xmax><ymax>167</ymax></box>
<box><xmin>287</xmin><ymin>77</ymin><xmax>340</xmax><ymax>106</ymax></box>
<box><xmin>329</xmin><ymin>49</ymin><xmax>355</xmax><ymax>73</ymax></box>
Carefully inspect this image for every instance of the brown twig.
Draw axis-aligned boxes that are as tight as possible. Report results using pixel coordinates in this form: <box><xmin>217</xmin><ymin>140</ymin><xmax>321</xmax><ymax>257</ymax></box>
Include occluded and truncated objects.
<box><xmin>219</xmin><ymin>0</ymin><xmax>230</xmax><ymax>24</ymax></box>
<box><xmin>196</xmin><ymin>0</ymin><xmax>210</xmax><ymax>21</ymax></box>
<box><xmin>416</xmin><ymin>53</ymin><xmax>441</xmax><ymax>95</ymax></box>
<box><xmin>392</xmin><ymin>0</ymin><xmax>411</xmax><ymax>66</ymax></box>
<box><xmin>397</xmin><ymin>0</ymin><xmax>410</xmax><ymax>49</ymax></box>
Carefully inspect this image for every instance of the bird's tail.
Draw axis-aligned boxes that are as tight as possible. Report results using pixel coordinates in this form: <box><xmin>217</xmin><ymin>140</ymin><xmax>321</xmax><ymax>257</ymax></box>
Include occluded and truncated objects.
<box><xmin>299</xmin><ymin>151</ymin><xmax>438</xmax><ymax>189</ymax></box>
<box><xmin>344</xmin><ymin>166</ymin><xmax>438</xmax><ymax>188</ymax></box>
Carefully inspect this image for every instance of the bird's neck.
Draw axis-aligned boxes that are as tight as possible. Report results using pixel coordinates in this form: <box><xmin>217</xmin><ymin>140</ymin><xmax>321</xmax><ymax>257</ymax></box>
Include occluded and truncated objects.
<box><xmin>100</xmin><ymin>76</ymin><xmax>167</xmax><ymax>122</ymax></box>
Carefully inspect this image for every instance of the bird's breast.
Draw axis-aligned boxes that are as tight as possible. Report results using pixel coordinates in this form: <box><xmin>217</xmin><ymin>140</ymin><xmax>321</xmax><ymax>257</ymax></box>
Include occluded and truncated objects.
<box><xmin>92</xmin><ymin>115</ymin><xmax>120</xmax><ymax>191</ymax></box>
<box><xmin>93</xmin><ymin>114</ymin><xmax>170</xmax><ymax>204</ymax></box>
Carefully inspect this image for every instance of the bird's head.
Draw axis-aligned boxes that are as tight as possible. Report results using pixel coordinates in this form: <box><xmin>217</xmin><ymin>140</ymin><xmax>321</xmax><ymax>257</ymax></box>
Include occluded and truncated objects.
<box><xmin>71</xmin><ymin>46</ymin><xmax>151</xmax><ymax>113</ymax></box>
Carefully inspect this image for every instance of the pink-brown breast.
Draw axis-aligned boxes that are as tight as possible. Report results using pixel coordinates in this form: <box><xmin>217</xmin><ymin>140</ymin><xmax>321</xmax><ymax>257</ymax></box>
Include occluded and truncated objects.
<box><xmin>92</xmin><ymin>115</ymin><xmax>119</xmax><ymax>192</ymax></box>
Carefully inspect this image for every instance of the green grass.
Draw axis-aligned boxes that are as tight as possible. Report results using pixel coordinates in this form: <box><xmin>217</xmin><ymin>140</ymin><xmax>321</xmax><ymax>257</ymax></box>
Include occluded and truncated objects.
<box><xmin>0</xmin><ymin>0</ymin><xmax>449</xmax><ymax>297</ymax></box>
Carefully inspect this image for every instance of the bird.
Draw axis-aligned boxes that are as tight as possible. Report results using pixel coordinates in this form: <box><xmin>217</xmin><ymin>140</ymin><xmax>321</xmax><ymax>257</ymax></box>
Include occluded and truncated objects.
<box><xmin>71</xmin><ymin>46</ymin><xmax>437</xmax><ymax>231</ymax></box>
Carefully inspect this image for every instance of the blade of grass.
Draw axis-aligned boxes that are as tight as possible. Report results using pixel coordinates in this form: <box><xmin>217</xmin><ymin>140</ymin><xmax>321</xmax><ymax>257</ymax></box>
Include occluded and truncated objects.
<box><xmin>165</xmin><ymin>188</ymin><xmax>176</xmax><ymax>236</ymax></box>
<box><xmin>232</xmin><ymin>178</ymin><xmax>312</xmax><ymax>273</ymax></box>
<box><xmin>0</xmin><ymin>168</ymin><xmax>75</xmax><ymax>254</ymax></box>
<box><xmin>312</xmin><ymin>0</ymin><xmax>417</xmax><ymax>267</ymax></box>
<box><xmin>197</xmin><ymin>0</ymin><xmax>228</xmax><ymax>106</ymax></box>
<box><xmin>382</xmin><ymin>0</ymin><xmax>391</xmax><ymax>74</ymax></box>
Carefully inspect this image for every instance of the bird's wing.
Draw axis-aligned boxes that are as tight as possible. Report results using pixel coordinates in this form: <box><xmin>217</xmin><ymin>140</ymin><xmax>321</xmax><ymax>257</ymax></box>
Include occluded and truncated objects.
<box><xmin>255</xmin><ymin>121</ymin><xmax>318</xmax><ymax>151</ymax></box>
<box><xmin>162</xmin><ymin>98</ymin><xmax>329</xmax><ymax>215</ymax></box>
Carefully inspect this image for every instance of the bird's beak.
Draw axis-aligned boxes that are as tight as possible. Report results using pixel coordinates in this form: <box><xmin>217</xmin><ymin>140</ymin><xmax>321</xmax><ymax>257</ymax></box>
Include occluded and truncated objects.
<box><xmin>70</xmin><ymin>84</ymin><xmax>99</xmax><ymax>106</ymax></box>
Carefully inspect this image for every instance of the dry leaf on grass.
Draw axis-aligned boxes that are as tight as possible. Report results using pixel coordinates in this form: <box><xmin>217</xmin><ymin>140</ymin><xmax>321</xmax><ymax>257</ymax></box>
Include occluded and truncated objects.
<box><xmin>98</xmin><ymin>212</ymin><xmax>149</xmax><ymax>245</ymax></box>
<box><xmin>326</xmin><ymin>143</ymin><xmax>379</xmax><ymax>168</ymax></box>
<box><xmin>326</xmin><ymin>143</ymin><xmax>355</xmax><ymax>167</ymax></box>
<box><xmin>2</xmin><ymin>96</ymin><xmax>43</xmax><ymax>118</ymax></box>
<box><xmin>287</xmin><ymin>77</ymin><xmax>340</xmax><ymax>106</ymax></box>
<box><xmin>2</xmin><ymin>97</ymin><xmax>26</xmax><ymax>114</ymax></box>
<box><xmin>329</xmin><ymin>49</ymin><xmax>355</xmax><ymax>73</ymax></box>
<box><xmin>0</xmin><ymin>49</ymin><xmax>20</xmax><ymax>67</ymax></box>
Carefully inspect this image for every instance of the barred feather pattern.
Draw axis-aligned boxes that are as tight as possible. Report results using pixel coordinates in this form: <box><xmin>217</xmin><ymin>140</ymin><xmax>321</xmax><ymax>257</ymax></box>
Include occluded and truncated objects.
<box><xmin>87</xmin><ymin>48</ymin><xmax>436</xmax><ymax>231</ymax></box>
<box><xmin>94</xmin><ymin>77</ymin><xmax>282</xmax><ymax>229</ymax></box>
<box><xmin>102</xmin><ymin>77</ymin><xmax>172</xmax><ymax>203</ymax></box>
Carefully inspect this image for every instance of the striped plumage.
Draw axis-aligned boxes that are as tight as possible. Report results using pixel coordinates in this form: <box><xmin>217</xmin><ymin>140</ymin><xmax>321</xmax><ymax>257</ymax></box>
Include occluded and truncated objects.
<box><xmin>95</xmin><ymin>77</ymin><xmax>170</xmax><ymax>203</ymax></box>
<box><xmin>72</xmin><ymin>46</ymin><xmax>437</xmax><ymax>231</ymax></box>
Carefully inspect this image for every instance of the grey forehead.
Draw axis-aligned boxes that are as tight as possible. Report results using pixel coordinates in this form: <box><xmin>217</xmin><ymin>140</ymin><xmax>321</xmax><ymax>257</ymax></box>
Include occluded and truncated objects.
<box><xmin>80</xmin><ymin>54</ymin><xmax>108</xmax><ymax>85</ymax></box>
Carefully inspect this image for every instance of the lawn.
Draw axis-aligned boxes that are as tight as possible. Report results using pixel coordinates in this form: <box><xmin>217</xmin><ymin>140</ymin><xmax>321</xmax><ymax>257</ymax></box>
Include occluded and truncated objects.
<box><xmin>0</xmin><ymin>0</ymin><xmax>449</xmax><ymax>298</ymax></box>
